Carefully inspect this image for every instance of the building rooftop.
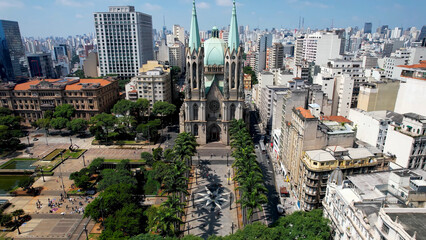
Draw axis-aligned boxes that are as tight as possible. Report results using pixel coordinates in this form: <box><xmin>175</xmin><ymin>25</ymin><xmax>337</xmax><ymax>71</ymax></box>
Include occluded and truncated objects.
<box><xmin>139</xmin><ymin>60</ymin><xmax>170</xmax><ymax>73</ymax></box>
<box><xmin>403</xmin><ymin>112</ymin><xmax>426</xmax><ymax>122</ymax></box>
<box><xmin>306</xmin><ymin>150</ymin><xmax>335</xmax><ymax>162</ymax></box>
<box><xmin>320</xmin><ymin>115</ymin><xmax>352</xmax><ymax>123</ymax></box>
<box><xmin>13</xmin><ymin>78</ymin><xmax>112</xmax><ymax>91</ymax></box>
<box><xmin>386</xmin><ymin>211</ymin><xmax>426</xmax><ymax>240</ymax></box>
<box><xmin>295</xmin><ymin>107</ymin><xmax>315</xmax><ymax>119</ymax></box>
<box><xmin>345</xmin><ymin>147</ymin><xmax>375</xmax><ymax>160</ymax></box>
<box><xmin>397</xmin><ymin>60</ymin><xmax>426</xmax><ymax>69</ymax></box>
<box><xmin>347</xmin><ymin>171</ymin><xmax>389</xmax><ymax>200</ymax></box>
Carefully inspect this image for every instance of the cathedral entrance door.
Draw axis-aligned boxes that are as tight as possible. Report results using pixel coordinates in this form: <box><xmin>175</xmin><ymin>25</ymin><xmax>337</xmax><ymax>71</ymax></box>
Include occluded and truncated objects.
<box><xmin>209</xmin><ymin>124</ymin><xmax>220</xmax><ymax>142</ymax></box>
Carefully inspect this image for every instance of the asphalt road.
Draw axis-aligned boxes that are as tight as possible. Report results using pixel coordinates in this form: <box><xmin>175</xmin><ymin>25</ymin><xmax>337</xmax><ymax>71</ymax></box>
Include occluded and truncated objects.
<box><xmin>248</xmin><ymin>107</ymin><xmax>280</xmax><ymax>225</ymax></box>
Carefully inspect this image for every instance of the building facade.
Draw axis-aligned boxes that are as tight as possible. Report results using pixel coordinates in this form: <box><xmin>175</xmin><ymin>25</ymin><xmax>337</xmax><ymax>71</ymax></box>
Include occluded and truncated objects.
<box><xmin>27</xmin><ymin>53</ymin><xmax>56</xmax><ymax>79</ymax></box>
<box><xmin>0</xmin><ymin>77</ymin><xmax>119</xmax><ymax>124</ymax></box>
<box><xmin>357</xmin><ymin>78</ymin><xmax>400</xmax><ymax>112</ymax></box>
<box><xmin>125</xmin><ymin>61</ymin><xmax>171</xmax><ymax>110</ymax></box>
<box><xmin>0</xmin><ymin>20</ymin><xmax>29</xmax><ymax>82</ymax></box>
<box><xmin>179</xmin><ymin>1</ymin><xmax>245</xmax><ymax>145</ymax></box>
<box><xmin>94</xmin><ymin>6</ymin><xmax>153</xmax><ymax>78</ymax></box>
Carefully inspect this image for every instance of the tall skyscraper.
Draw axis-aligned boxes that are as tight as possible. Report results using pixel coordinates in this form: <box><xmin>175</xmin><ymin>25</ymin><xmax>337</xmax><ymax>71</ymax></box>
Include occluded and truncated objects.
<box><xmin>173</xmin><ymin>24</ymin><xmax>185</xmax><ymax>44</ymax></box>
<box><xmin>94</xmin><ymin>6</ymin><xmax>154</xmax><ymax>78</ymax></box>
<box><xmin>0</xmin><ymin>20</ymin><xmax>29</xmax><ymax>82</ymax></box>
<box><xmin>256</xmin><ymin>33</ymin><xmax>272</xmax><ymax>73</ymax></box>
<box><xmin>180</xmin><ymin>0</ymin><xmax>245</xmax><ymax>145</ymax></box>
<box><xmin>418</xmin><ymin>25</ymin><xmax>426</xmax><ymax>42</ymax></box>
<box><xmin>364</xmin><ymin>22</ymin><xmax>372</xmax><ymax>34</ymax></box>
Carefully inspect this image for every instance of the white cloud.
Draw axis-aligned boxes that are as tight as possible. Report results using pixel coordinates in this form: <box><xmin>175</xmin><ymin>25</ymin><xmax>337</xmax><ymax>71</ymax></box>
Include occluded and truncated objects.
<box><xmin>143</xmin><ymin>3</ymin><xmax>162</xmax><ymax>11</ymax></box>
<box><xmin>197</xmin><ymin>2</ymin><xmax>210</xmax><ymax>9</ymax></box>
<box><xmin>75</xmin><ymin>13</ymin><xmax>84</xmax><ymax>18</ymax></box>
<box><xmin>55</xmin><ymin>0</ymin><xmax>93</xmax><ymax>7</ymax></box>
<box><xmin>0</xmin><ymin>1</ymin><xmax>24</xmax><ymax>8</ymax></box>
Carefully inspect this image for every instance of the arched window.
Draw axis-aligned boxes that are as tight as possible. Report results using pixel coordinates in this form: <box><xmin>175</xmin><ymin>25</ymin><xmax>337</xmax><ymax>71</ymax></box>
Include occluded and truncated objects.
<box><xmin>237</xmin><ymin>63</ymin><xmax>241</xmax><ymax>89</ymax></box>
<box><xmin>193</xmin><ymin>104</ymin><xmax>198</xmax><ymax>120</ymax></box>
<box><xmin>231</xmin><ymin>62</ymin><xmax>236</xmax><ymax>88</ymax></box>
<box><xmin>193</xmin><ymin>124</ymin><xmax>199</xmax><ymax>136</ymax></box>
<box><xmin>230</xmin><ymin>104</ymin><xmax>236</xmax><ymax>120</ymax></box>
<box><xmin>192</xmin><ymin>62</ymin><xmax>197</xmax><ymax>89</ymax></box>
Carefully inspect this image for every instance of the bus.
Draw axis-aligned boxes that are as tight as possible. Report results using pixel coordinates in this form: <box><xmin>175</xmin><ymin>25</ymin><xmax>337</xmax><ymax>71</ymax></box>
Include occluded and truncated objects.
<box><xmin>259</xmin><ymin>141</ymin><xmax>266</xmax><ymax>153</ymax></box>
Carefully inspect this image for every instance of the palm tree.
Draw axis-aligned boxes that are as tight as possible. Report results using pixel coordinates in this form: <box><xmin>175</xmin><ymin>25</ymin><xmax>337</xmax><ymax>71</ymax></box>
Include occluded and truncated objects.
<box><xmin>150</xmin><ymin>206</ymin><xmax>183</xmax><ymax>237</ymax></box>
<box><xmin>173</xmin><ymin>132</ymin><xmax>198</xmax><ymax>165</ymax></box>
<box><xmin>12</xmin><ymin>209</ymin><xmax>25</xmax><ymax>234</ymax></box>
<box><xmin>239</xmin><ymin>189</ymin><xmax>268</xmax><ymax>224</ymax></box>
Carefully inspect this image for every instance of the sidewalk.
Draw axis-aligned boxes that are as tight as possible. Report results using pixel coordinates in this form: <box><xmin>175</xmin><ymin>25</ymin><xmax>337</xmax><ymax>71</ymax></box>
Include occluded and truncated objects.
<box><xmin>267</xmin><ymin>146</ymin><xmax>299</xmax><ymax>215</ymax></box>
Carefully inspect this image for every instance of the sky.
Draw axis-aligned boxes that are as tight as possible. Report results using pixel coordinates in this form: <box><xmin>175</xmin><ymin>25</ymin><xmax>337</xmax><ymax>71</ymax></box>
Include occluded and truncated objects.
<box><xmin>0</xmin><ymin>0</ymin><xmax>425</xmax><ymax>38</ymax></box>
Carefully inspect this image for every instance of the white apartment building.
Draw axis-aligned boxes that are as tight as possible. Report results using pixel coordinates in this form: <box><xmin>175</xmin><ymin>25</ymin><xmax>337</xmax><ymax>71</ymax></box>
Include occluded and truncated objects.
<box><xmin>323</xmin><ymin>168</ymin><xmax>426</xmax><ymax>240</ymax></box>
<box><xmin>335</xmin><ymin>75</ymin><xmax>354</xmax><ymax>117</ymax></box>
<box><xmin>409</xmin><ymin>46</ymin><xmax>426</xmax><ymax>65</ymax></box>
<box><xmin>172</xmin><ymin>24</ymin><xmax>185</xmax><ymax>44</ymax></box>
<box><xmin>302</xmin><ymin>31</ymin><xmax>343</xmax><ymax>66</ymax></box>
<box><xmin>168</xmin><ymin>40</ymin><xmax>185</xmax><ymax>71</ymax></box>
<box><xmin>394</xmin><ymin>61</ymin><xmax>426</xmax><ymax>116</ymax></box>
<box><xmin>259</xmin><ymin>85</ymin><xmax>288</xmax><ymax>132</ymax></box>
<box><xmin>347</xmin><ymin>109</ymin><xmax>403</xmax><ymax>152</ymax></box>
<box><xmin>94</xmin><ymin>6</ymin><xmax>154</xmax><ymax>78</ymax></box>
<box><xmin>383</xmin><ymin>56</ymin><xmax>409</xmax><ymax>79</ymax></box>
<box><xmin>319</xmin><ymin>55</ymin><xmax>365</xmax><ymax>108</ymax></box>
<box><xmin>384</xmin><ymin>112</ymin><xmax>426</xmax><ymax>170</ymax></box>
<box><xmin>125</xmin><ymin>61</ymin><xmax>171</xmax><ymax>110</ymax></box>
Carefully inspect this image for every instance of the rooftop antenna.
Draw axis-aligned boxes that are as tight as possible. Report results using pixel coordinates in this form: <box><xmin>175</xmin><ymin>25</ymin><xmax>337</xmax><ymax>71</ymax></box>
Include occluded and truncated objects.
<box><xmin>331</xmin><ymin>19</ymin><xmax>334</xmax><ymax>29</ymax></box>
<box><xmin>298</xmin><ymin>16</ymin><xmax>301</xmax><ymax>31</ymax></box>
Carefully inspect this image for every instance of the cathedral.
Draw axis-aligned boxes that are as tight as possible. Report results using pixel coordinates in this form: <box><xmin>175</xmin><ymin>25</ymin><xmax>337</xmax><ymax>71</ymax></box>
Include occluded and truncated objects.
<box><xmin>179</xmin><ymin>0</ymin><xmax>245</xmax><ymax>145</ymax></box>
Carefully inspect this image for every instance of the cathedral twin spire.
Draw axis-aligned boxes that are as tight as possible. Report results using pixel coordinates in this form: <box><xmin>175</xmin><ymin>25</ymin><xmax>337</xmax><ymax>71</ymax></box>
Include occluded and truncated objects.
<box><xmin>189</xmin><ymin>0</ymin><xmax>240</xmax><ymax>53</ymax></box>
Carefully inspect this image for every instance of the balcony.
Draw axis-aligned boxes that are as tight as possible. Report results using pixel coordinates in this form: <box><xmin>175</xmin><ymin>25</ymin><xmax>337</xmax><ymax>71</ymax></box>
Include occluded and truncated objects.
<box><xmin>305</xmin><ymin>188</ymin><xmax>317</xmax><ymax>196</ymax></box>
<box><xmin>306</xmin><ymin>180</ymin><xmax>318</xmax><ymax>188</ymax></box>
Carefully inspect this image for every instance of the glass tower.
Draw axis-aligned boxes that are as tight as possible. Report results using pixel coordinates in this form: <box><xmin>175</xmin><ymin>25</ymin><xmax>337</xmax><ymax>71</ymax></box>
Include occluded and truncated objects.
<box><xmin>0</xmin><ymin>20</ymin><xmax>29</xmax><ymax>82</ymax></box>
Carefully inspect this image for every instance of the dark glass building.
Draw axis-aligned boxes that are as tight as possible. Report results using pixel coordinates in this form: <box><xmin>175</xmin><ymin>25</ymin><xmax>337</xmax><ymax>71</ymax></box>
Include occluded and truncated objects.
<box><xmin>27</xmin><ymin>53</ymin><xmax>56</xmax><ymax>78</ymax></box>
<box><xmin>0</xmin><ymin>20</ymin><xmax>29</xmax><ymax>82</ymax></box>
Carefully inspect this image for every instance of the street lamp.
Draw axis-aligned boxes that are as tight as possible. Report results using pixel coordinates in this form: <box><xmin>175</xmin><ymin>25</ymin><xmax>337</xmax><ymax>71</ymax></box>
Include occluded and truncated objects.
<box><xmin>82</xmin><ymin>154</ymin><xmax>86</xmax><ymax>167</ymax></box>
<box><xmin>38</xmin><ymin>165</ymin><xmax>45</xmax><ymax>182</ymax></box>
<box><xmin>59</xmin><ymin>153</ymin><xmax>66</xmax><ymax>198</ymax></box>
<box><xmin>226</xmin><ymin>153</ymin><xmax>229</xmax><ymax>166</ymax></box>
<box><xmin>69</xmin><ymin>136</ymin><xmax>73</xmax><ymax>146</ymax></box>
<box><xmin>231</xmin><ymin>222</ymin><xmax>234</xmax><ymax>234</ymax></box>
<box><xmin>229</xmin><ymin>194</ymin><xmax>233</xmax><ymax>210</ymax></box>
<box><xmin>228</xmin><ymin>168</ymin><xmax>231</xmax><ymax>185</ymax></box>
<box><xmin>26</xmin><ymin>135</ymin><xmax>30</xmax><ymax>147</ymax></box>
<box><xmin>84</xmin><ymin>220</ymin><xmax>89</xmax><ymax>240</ymax></box>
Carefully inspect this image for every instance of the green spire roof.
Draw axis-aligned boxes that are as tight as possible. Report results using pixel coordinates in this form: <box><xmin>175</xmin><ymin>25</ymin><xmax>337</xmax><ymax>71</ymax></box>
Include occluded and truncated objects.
<box><xmin>228</xmin><ymin>0</ymin><xmax>239</xmax><ymax>52</ymax></box>
<box><xmin>189</xmin><ymin>0</ymin><xmax>201</xmax><ymax>53</ymax></box>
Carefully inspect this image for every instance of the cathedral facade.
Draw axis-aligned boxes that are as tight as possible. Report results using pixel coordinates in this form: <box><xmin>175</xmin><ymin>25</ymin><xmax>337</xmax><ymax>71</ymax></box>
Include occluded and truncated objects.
<box><xmin>179</xmin><ymin>0</ymin><xmax>245</xmax><ymax>145</ymax></box>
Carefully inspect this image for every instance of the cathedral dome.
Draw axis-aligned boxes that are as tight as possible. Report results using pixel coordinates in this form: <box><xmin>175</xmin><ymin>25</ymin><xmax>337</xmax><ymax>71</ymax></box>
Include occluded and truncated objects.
<box><xmin>328</xmin><ymin>167</ymin><xmax>344</xmax><ymax>185</ymax></box>
<box><xmin>204</xmin><ymin>37</ymin><xmax>226</xmax><ymax>66</ymax></box>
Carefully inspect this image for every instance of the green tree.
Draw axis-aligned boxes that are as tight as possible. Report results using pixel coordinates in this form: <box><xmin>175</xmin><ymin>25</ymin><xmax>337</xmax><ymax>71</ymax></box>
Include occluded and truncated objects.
<box><xmin>146</xmin><ymin>205</ymin><xmax>182</xmax><ymax>237</ymax></box>
<box><xmin>71</xmin><ymin>69</ymin><xmax>85</xmax><ymax>79</ymax></box>
<box><xmin>97</xmin><ymin>169</ymin><xmax>137</xmax><ymax>191</ymax></box>
<box><xmin>88</xmin><ymin>157</ymin><xmax>104</xmax><ymax>174</ymax></box>
<box><xmin>141</xmin><ymin>152</ymin><xmax>154</xmax><ymax>166</ymax></box>
<box><xmin>135</xmin><ymin>98</ymin><xmax>150</xmax><ymax>118</ymax></box>
<box><xmin>118</xmin><ymin>79</ymin><xmax>130</xmax><ymax>91</ymax></box>
<box><xmin>243</xmin><ymin>66</ymin><xmax>258</xmax><ymax>85</ymax></box>
<box><xmin>101</xmin><ymin>203</ymin><xmax>144</xmax><ymax>239</ymax></box>
<box><xmin>0</xmin><ymin>125</ymin><xmax>21</xmax><ymax>152</ymax></box>
<box><xmin>84</xmin><ymin>183</ymin><xmax>136</xmax><ymax>221</ymax></box>
<box><xmin>89</xmin><ymin>113</ymin><xmax>117</xmax><ymax>142</ymax></box>
<box><xmin>67</xmin><ymin>118</ymin><xmax>88</xmax><ymax>134</ymax></box>
<box><xmin>0</xmin><ymin>107</ymin><xmax>12</xmax><ymax>116</ymax></box>
<box><xmin>112</xmin><ymin>99</ymin><xmax>137</xmax><ymax>116</ymax></box>
<box><xmin>34</xmin><ymin>118</ymin><xmax>51</xmax><ymax>130</ymax></box>
<box><xmin>152</xmin><ymin>147</ymin><xmax>163</xmax><ymax>161</ymax></box>
<box><xmin>50</xmin><ymin>117</ymin><xmax>69</xmax><ymax>132</ymax></box>
<box><xmin>69</xmin><ymin>168</ymin><xmax>91</xmax><ymax>190</ymax></box>
<box><xmin>136</xmin><ymin>119</ymin><xmax>161</xmax><ymax>141</ymax></box>
<box><xmin>173</xmin><ymin>132</ymin><xmax>198</xmax><ymax>164</ymax></box>
<box><xmin>53</xmin><ymin>104</ymin><xmax>75</xmax><ymax>119</ymax></box>
<box><xmin>44</xmin><ymin>110</ymin><xmax>54</xmax><ymax>119</ymax></box>
<box><xmin>152</xmin><ymin>101</ymin><xmax>176</xmax><ymax>131</ymax></box>
<box><xmin>18</xmin><ymin>177</ymin><xmax>34</xmax><ymax>191</ymax></box>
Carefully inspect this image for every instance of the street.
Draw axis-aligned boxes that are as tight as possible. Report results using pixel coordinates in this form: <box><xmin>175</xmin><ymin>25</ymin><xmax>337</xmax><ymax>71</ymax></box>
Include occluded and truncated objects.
<box><xmin>248</xmin><ymin>107</ymin><xmax>280</xmax><ymax>225</ymax></box>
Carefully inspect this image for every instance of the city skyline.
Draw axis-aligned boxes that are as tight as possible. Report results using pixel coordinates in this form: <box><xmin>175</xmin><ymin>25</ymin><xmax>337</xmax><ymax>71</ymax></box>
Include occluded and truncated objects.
<box><xmin>0</xmin><ymin>0</ymin><xmax>424</xmax><ymax>37</ymax></box>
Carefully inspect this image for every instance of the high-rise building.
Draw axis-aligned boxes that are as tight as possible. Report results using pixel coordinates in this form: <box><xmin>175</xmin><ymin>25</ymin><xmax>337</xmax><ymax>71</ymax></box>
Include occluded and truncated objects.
<box><xmin>0</xmin><ymin>20</ymin><xmax>29</xmax><ymax>82</ymax></box>
<box><xmin>94</xmin><ymin>6</ymin><xmax>154</xmax><ymax>78</ymax></box>
<box><xmin>364</xmin><ymin>22</ymin><xmax>372</xmax><ymax>34</ymax></box>
<box><xmin>172</xmin><ymin>24</ymin><xmax>185</xmax><ymax>44</ymax></box>
<box><xmin>125</xmin><ymin>61</ymin><xmax>171</xmax><ymax>110</ymax></box>
<box><xmin>27</xmin><ymin>53</ymin><xmax>56</xmax><ymax>78</ymax></box>
<box><xmin>417</xmin><ymin>25</ymin><xmax>426</xmax><ymax>42</ymax></box>
<box><xmin>180</xmin><ymin>0</ymin><xmax>245</xmax><ymax>145</ymax></box>
<box><xmin>301</xmin><ymin>31</ymin><xmax>343</xmax><ymax>66</ymax></box>
<box><xmin>255</xmin><ymin>33</ymin><xmax>272</xmax><ymax>73</ymax></box>
<box><xmin>266</xmin><ymin>42</ymin><xmax>284</xmax><ymax>70</ymax></box>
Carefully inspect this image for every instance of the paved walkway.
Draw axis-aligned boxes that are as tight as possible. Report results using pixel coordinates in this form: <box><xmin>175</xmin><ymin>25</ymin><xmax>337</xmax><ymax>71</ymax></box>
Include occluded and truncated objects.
<box><xmin>268</xmin><ymin>146</ymin><xmax>299</xmax><ymax>214</ymax></box>
<box><xmin>185</xmin><ymin>160</ymin><xmax>238</xmax><ymax>238</ymax></box>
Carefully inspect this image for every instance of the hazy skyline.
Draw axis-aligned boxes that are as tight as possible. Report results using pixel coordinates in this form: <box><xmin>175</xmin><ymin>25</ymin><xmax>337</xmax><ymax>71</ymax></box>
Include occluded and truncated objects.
<box><xmin>0</xmin><ymin>0</ymin><xmax>425</xmax><ymax>37</ymax></box>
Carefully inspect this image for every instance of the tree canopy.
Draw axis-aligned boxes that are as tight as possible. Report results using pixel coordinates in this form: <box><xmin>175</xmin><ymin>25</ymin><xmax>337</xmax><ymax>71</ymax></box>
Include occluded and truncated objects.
<box><xmin>53</xmin><ymin>104</ymin><xmax>75</xmax><ymax>119</ymax></box>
